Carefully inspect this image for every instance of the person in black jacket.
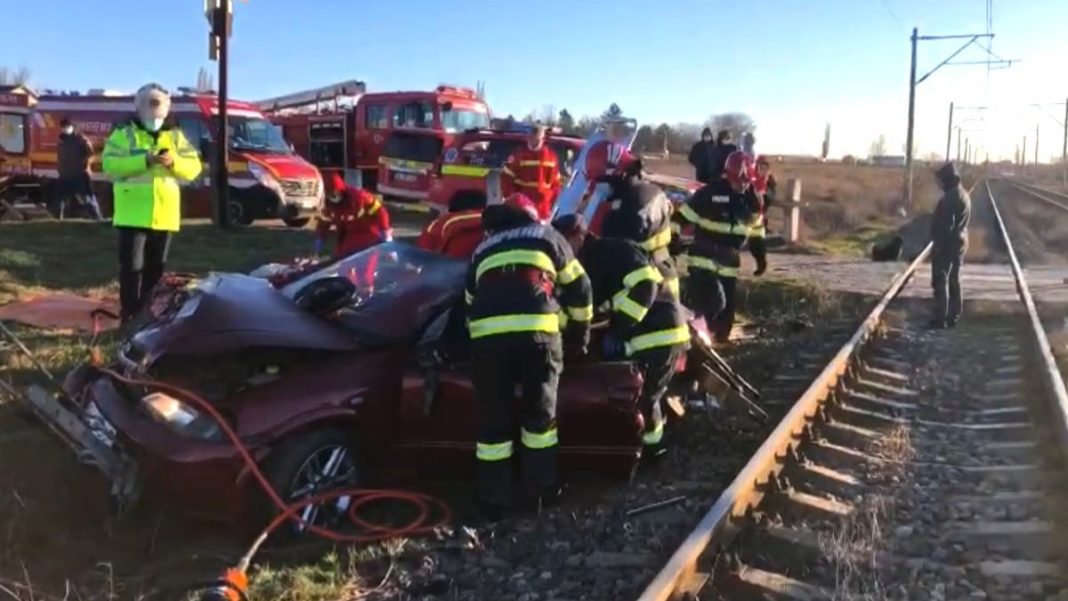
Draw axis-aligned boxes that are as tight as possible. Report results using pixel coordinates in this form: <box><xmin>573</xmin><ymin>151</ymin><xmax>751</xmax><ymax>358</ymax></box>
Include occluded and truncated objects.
<box><xmin>929</xmin><ymin>162</ymin><xmax>971</xmax><ymax>328</ymax></box>
<box><xmin>673</xmin><ymin>150</ymin><xmax>762</xmax><ymax>343</ymax></box>
<box><xmin>554</xmin><ymin>214</ymin><xmax>689</xmax><ymax>458</ymax></box>
<box><xmin>688</xmin><ymin>128</ymin><xmax>716</xmax><ymax>184</ymax></box>
<box><xmin>595</xmin><ymin>146</ymin><xmax>679</xmax><ymax>299</ymax></box>
<box><xmin>466</xmin><ymin>193</ymin><xmax>593</xmax><ymax>517</ymax></box>
<box><xmin>708</xmin><ymin>130</ymin><xmax>738</xmax><ymax>183</ymax></box>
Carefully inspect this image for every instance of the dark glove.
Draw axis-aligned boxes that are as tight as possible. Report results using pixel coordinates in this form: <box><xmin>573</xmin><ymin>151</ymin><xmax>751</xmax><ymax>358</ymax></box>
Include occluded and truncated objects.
<box><xmin>602</xmin><ymin>334</ymin><xmax>625</xmax><ymax>360</ymax></box>
<box><xmin>750</xmin><ymin>237</ymin><xmax>767</xmax><ymax>276</ymax></box>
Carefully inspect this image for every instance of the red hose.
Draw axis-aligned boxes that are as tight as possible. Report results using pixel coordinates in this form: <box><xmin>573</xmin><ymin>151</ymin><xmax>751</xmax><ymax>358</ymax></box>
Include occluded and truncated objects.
<box><xmin>96</xmin><ymin>368</ymin><xmax>452</xmax><ymax>573</ymax></box>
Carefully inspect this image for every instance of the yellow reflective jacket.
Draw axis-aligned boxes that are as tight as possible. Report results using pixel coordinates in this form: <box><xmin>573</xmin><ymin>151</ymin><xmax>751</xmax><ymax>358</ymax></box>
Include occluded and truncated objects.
<box><xmin>102</xmin><ymin>119</ymin><xmax>202</xmax><ymax>232</ymax></box>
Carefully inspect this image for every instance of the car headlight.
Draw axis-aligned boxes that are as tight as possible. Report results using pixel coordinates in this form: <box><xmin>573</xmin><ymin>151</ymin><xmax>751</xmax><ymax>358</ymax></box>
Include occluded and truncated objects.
<box><xmin>141</xmin><ymin>392</ymin><xmax>223</xmax><ymax>441</ymax></box>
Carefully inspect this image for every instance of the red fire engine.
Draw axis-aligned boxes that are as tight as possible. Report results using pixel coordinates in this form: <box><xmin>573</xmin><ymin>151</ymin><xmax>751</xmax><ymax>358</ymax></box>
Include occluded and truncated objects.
<box><xmin>258</xmin><ymin>81</ymin><xmax>491</xmax><ymax>202</ymax></box>
<box><xmin>0</xmin><ymin>85</ymin><xmax>323</xmax><ymax>226</ymax></box>
<box><xmin>426</xmin><ymin>124</ymin><xmax>585</xmax><ymax>213</ymax></box>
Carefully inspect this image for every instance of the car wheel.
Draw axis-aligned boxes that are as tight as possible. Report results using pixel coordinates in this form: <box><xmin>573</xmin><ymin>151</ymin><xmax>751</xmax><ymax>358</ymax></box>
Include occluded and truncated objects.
<box><xmin>227</xmin><ymin>200</ymin><xmax>253</xmax><ymax>226</ymax></box>
<box><xmin>251</xmin><ymin>428</ymin><xmax>361</xmax><ymax>539</ymax></box>
<box><xmin>283</xmin><ymin>217</ymin><xmax>310</xmax><ymax>228</ymax></box>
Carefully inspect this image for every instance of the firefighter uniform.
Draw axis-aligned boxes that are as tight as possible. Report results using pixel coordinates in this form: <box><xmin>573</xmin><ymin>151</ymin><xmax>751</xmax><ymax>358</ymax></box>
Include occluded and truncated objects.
<box><xmin>579</xmin><ymin>236</ymin><xmax>690</xmax><ymax>452</ymax></box>
<box><xmin>316</xmin><ymin>177</ymin><xmax>393</xmax><ymax>259</ymax></box>
<box><xmin>466</xmin><ymin>204</ymin><xmax>593</xmax><ymax>510</ymax></box>
<box><xmin>416</xmin><ymin>208</ymin><xmax>485</xmax><ymax>259</ymax></box>
<box><xmin>673</xmin><ymin>180</ymin><xmax>760</xmax><ymax>342</ymax></box>
<box><xmin>598</xmin><ymin>175</ymin><xmax>680</xmax><ymax>300</ymax></box>
<box><xmin>501</xmin><ymin>145</ymin><xmax>562</xmax><ymax>221</ymax></box>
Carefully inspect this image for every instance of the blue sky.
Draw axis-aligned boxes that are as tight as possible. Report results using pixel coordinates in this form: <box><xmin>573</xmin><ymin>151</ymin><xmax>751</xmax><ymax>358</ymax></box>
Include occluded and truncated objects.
<box><xmin>6</xmin><ymin>0</ymin><xmax>1066</xmax><ymax>160</ymax></box>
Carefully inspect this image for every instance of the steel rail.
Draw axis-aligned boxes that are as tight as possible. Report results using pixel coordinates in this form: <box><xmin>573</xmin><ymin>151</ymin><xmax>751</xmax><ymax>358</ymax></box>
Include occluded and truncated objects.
<box><xmin>986</xmin><ymin>181</ymin><xmax>1068</xmax><ymax>451</ymax></box>
<box><xmin>636</xmin><ymin>242</ymin><xmax>933</xmax><ymax>601</ymax></box>
<box><xmin>1005</xmin><ymin>180</ymin><xmax>1068</xmax><ymax>213</ymax></box>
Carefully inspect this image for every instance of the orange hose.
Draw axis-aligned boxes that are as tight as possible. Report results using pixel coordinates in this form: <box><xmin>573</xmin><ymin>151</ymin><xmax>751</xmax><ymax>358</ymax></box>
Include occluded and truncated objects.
<box><xmin>96</xmin><ymin>368</ymin><xmax>452</xmax><ymax>570</ymax></box>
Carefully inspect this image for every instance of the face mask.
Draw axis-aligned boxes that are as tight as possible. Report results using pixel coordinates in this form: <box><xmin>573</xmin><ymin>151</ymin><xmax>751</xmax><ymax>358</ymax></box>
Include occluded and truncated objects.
<box><xmin>62</xmin><ymin>126</ymin><xmax>74</xmax><ymax>135</ymax></box>
<box><xmin>141</xmin><ymin>116</ymin><xmax>164</xmax><ymax>132</ymax></box>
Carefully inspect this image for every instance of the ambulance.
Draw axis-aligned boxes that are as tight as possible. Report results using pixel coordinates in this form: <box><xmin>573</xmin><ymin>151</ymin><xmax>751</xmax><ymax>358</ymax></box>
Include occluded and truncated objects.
<box><xmin>0</xmin><ymin>85</ymin><xmax>323</xmax><ymax>226</ymax></box>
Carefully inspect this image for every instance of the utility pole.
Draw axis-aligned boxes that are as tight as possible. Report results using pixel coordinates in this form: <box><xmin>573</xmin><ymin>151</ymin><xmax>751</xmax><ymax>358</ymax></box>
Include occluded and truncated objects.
<box><xmin>902</xmin><ymin>29</ymin><xmax>999</xmax><ymax>211</ymax></box>
<box><xmin>964</xmin><ymin>138</ymin><xmax>970</xmax><ymax>166</ymax></box>
<box><xmin>945</xmin><ymin>101</ymin><xmax>954</xmax><ymax>164</ymax></box>
<box><xmin>1063</xmin><ymin>97</ymin><xmax>1067</xmax><ymax>187</ymax></box>
<box><xmin>1023</xmin><ymin>135</ymin><xmax>1028</xmax><ymax>171</ymax></box>
<box><xmin>956</xmin><ymin>128</ymin><xmax>962</xmax><ymax>162</ymax></box>
<box><xmin>206</xmin><ymin>0</ymin><xmax>233</xmax><ymax>229</ymax></box>
<box><xmin>1035</xmin><ymin>124</ymin><xmax>1040</xmax><ymax>167</ymax></box>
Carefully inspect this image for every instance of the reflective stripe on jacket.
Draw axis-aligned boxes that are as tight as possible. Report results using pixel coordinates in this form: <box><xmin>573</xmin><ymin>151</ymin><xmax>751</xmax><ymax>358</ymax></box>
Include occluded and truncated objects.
<box><xmin>102</xmin><ymin>119</ymin><xmax>202</xmax><ymax>232</ymax></box>
<box><xmin>466</xmin><ymin>213</ymin><xmax>592</xmax><ymax>341</ymax></box>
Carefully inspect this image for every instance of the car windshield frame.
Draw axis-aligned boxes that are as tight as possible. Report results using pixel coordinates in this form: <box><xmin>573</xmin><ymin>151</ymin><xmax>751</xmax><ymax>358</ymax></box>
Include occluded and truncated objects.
<box><xmin>227</xmin><ymin>115</ymin><xmax>292</xmax><ymax>154</ymax></box>
<box><xmin>442</xmin><ymin>107</ymin><xmax>491</xmax><ymax>133</ymax></box>
<box><xmin>279</xmin><ymin>242</ymin><xmax>468</xmax><ymax>343</ymax></box>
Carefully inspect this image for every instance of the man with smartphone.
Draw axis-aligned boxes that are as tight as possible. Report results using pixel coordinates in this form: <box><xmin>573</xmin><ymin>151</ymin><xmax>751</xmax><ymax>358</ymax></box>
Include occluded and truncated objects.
<box><xmin>102</xmin><ymin>83</ymin><xmax>202</xmax><ymax>323</ymax></box>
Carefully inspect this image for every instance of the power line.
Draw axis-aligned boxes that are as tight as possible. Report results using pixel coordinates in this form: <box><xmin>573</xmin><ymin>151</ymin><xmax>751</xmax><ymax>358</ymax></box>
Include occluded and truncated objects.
<box><xmin>877</xmin><ymin>0</ymin><xmax>905</xmax><ymax>28</ymax></box>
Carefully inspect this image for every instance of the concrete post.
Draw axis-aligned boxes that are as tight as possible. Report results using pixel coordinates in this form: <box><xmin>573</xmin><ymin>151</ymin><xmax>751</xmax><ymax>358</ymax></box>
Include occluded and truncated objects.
<box><xmin>785</xmin><ymin>178</ymin><xmax>802</xmax><ymax>243</ymax></box>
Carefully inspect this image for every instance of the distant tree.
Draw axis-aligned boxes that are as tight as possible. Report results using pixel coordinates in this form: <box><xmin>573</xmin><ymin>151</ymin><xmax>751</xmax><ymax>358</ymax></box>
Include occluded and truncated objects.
<box><xmin>601</xmin><ymin>103</ymin><xmax>624</xmax><ymax>120</ymax></box>
<box><xmin>0</xmin><ymin>66</ymin><xmax>32</xmax><ymax>86</ymax></box>
<box><xmin>196</xmin><ymin>67</ymin><xmax>215</xmax><ymax>92</ymax></box>
<box><xmin>537</xmin><ymin>104</ymin><xmax>558</xmax><ymax>127</ymax></box>
<box><xmin>821</xmin><ymin>123</ymin><xmax>831</xmax><ymax>160</ymax></box>
<box><xmin>869</xmin><ymin>134</ymin><xmax>888</xmax><ymax>158</ymax></box>
<box><xmin>558</xmin><ymin>109</ymin><xmax>576</xmax><ymax>134</ymax></box>
<box><xmin>576</xmin><ymin>115</ymin><xmax>600</xmax><ymax>136</ymax></box>
<box><xmin>704</xmin><ymin>112</ymin><xmax>756</xmax><ymax>143</ymax></box>
<box><xmin>655</xmin><ymin>123</ymin><xmax>673</xmax><ymax>153</ymax></box>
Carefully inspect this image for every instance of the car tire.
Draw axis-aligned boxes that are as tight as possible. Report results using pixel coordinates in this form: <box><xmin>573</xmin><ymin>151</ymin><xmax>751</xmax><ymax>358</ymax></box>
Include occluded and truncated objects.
<box><xmin>282</xmin><ymin>217</ymin><xmax>310</xmax><ymax>228</ymax></box>
<box><xmin>249</xmin><ymin>428</ymin><xmax>362</xmax><ymax>540</ymax></box>
<box><xmin>228</xmin><ymin>200</ymin><xmax>253</xmax><ymax>226</ymax></box>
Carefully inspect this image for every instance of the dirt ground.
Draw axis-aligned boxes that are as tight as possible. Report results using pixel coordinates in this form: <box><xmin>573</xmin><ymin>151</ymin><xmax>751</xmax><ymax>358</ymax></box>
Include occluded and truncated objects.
<box><xmin>646</xmin><ymin>156</ymin><xmax>942</xmax><ymax>256</ymax></box>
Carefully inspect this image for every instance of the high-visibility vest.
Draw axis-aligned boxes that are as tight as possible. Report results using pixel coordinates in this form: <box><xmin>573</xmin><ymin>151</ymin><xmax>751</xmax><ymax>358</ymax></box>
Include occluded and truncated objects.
<box><xmin>102</xmin><ymin>120</ymin><xmax>202</xmax><ymax>232</ymax></box>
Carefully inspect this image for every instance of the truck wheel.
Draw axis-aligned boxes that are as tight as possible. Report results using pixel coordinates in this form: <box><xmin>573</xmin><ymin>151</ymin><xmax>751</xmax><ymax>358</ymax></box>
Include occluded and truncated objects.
<box><xmin>250</xmin><ymin>428</ymin><xmax>362</xmax><ymax>539</ymax></box>
<box><xmin>283</xmin><ymin>217</ymin><xmax>310</xmax><ymax>228</ymax></box>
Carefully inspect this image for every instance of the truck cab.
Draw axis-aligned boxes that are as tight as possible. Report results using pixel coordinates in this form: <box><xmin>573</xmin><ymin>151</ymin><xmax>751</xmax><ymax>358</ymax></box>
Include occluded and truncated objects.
<box><xmin>0</xmin><ymin>86</ymin><xmax>34</xmax><ymax>204</ymax></box>
<box><xmin>426</xmin><ymin>125</ymin><xmax>584</xmax><ymax>214</ymax></box>
<box><xmin>260</xmin><ymin>83</ymin><xmax>491</xmax><ymax>202</ymax></box>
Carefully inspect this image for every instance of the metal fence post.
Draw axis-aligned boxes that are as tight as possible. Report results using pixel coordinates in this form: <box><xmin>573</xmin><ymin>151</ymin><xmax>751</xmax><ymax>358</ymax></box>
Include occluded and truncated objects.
<box><xmin>785</xmin><ymin>178</ymin><xmax>802</xmax><ymax>243</ymax></box>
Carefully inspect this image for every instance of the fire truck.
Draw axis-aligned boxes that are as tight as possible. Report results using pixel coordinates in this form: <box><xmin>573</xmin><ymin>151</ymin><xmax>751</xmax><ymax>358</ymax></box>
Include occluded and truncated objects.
<box><xmin>426</xmin><ymin>124</ymin><xmax>585</xmax><ymax>213</ymax></box>
<box><xmin>258</xmin><ymin>81</ymin><xmax>491</xmax><ymax>201</ymax></box>
<box><xmin>0</xmin><ymin>85</ymin><xmax>323</xmax><ymax>226</ymax></box>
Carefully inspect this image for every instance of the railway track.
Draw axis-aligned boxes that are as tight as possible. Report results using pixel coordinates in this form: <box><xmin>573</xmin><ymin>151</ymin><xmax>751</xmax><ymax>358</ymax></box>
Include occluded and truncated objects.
<box><xmin>637</xmin><ymin>181</ymin><xmax>1068</xmax><ymax>601</ymax></box>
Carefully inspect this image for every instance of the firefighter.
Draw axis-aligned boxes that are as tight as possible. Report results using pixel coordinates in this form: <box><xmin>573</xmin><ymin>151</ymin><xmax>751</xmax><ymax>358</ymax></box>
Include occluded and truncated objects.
<box><xmin>102</xmin><ymin>83</ymin><xmax>202</xmax><ymax>323</ymax></box>
<box><xmin>314</xmin><ymin>173</ymin><xmax>393</xmax><ymax>259</ymax></box>
<box><xmin>673</xmin><ymin>151</ymin><xmax>763</xmax><ymax>343</ymax></box>
<box><xmin>466</xmin><ymin>193</ymin><xmax>592</xmax><ymax>517</ymax></box>
<box><xmin>586</xmin><ymin>143</ymin><xmax>679</xmax><ymax>301</ymax></box>
<box><xmin>416</xmin><ymin>195</ymin><xmax>485</xmax><ymax>259</ymax></box>
<box><xmin>751</xmin><ymin>155</ymin><xmax>777</xmax><ymax>238</ymax></box>
<box><xmin>553</xmin><ymin>213</ymin><xmax>689</xmax><ymax>458</ymax></box>
<box><xmin>500</xmin><ymin>123</ymin><xmax>561</xmax><ymax>221</ymax></box>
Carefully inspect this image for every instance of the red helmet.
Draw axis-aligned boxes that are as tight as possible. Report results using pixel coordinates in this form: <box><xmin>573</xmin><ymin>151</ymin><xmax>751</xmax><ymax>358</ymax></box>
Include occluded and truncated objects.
<box><xmin>583</xmin><ymin>140</ymin><xmax>639</xmax><ymax>182</ymax></box>
<box><xmin>724</xmin><ymin>151</ymin><xmax>753</xmax><ymax>190</ymax></box>
<box><xmin>504</xmin><ymin>193</ymin><xmax>540</xmax><ymax>221</ymax></box>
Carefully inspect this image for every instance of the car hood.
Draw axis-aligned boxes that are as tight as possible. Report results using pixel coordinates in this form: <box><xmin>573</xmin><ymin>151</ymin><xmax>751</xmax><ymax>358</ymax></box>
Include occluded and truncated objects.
<box><xmin>242</xmin><ymin>152</ymin><xmax>320</xmax><ymax>180</ymax></box>
<box><xmin>132</xmin><ymin>273</ymin><xmax>360</xmax><ymax>361</ymax></box>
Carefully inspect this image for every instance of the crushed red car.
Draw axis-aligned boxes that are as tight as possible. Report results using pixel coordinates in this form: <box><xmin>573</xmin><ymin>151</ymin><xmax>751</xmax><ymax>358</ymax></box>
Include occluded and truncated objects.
<box><xmin>27</xmin><ymin>243</ymin><xmax>735</xmax><ymax>528</ymax></box>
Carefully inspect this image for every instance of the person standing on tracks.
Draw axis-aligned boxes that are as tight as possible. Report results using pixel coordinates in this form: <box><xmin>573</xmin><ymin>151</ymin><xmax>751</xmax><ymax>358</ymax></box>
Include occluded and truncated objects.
<box><xmin>688</xmin><ymin>128</ymin><xmax>717</xmax><ymax>184</ymax></box>
<box><xmin>500</xmin><ymin>123</ymin><xmax>562</xmax><ymax>221</ymax></box>
<box><xmin>466</xmin><ymin>193</ymin><xmax>592</xmax><ymax>518</ymax></box>
<box><xmin>102</xmin><ymin>83</ymin><xmax>202</xmax><ymax>324</ymax></box>
<box><xmin>416</xmin><ymin>194</ymin><xmax>485</xmax><ymax>259</ymax></box>
<box><xmin>314</xmin><ymin>172</ymin><xmax>393</xmax><ymax>259</ymax></box>
<box><xmin>54</xmin><ymin>118</ymin><xmax>102</xmax><ymax>220</ymax></box>
<box><xmin>554</xmin><ymin>213</ymin><xmax>690</xmax><ymax>459</ymax></box>
<box><xmin>672</xmin><ymin>150</ymin><xmax>763</xmax><ymax>343</ymax></box>
<box><xmin>929</xmin><ymin>162</ymin><xmax>971</xmax><ymax>329</ymax></box>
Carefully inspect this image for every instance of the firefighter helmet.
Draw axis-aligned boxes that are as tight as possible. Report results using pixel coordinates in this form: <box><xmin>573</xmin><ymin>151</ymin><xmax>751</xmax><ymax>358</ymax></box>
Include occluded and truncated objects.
<box><xmin>724</xmin><ymin>151</ymin><xmax>753</xmax><ymax>190</ymax></box>
<box><xmin>583</xmin><ymin>140</ymin><xmax>639</xmax><ymax>182</ymax></box>
<box><xmin>504</xmin><ymin>193</ymin><xmax>540</xmax><ymax>221</ymax></box>
<box><xmin>329</xmin><ymin>172</ymin><xmax>346</xmax><ymax>203</ymax></box>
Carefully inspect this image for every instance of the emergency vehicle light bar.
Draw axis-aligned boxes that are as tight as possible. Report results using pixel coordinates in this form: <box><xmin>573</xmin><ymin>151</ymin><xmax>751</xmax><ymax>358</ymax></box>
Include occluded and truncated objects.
<box><xmin>255</xmin><ymin>80</ymin><xmax>367</xmax><ymax>113</ymax></box>
<box><xmin>435</xmin><ymin>84</ymin><xmax>479</xmax><ymax>99</ymax></box>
